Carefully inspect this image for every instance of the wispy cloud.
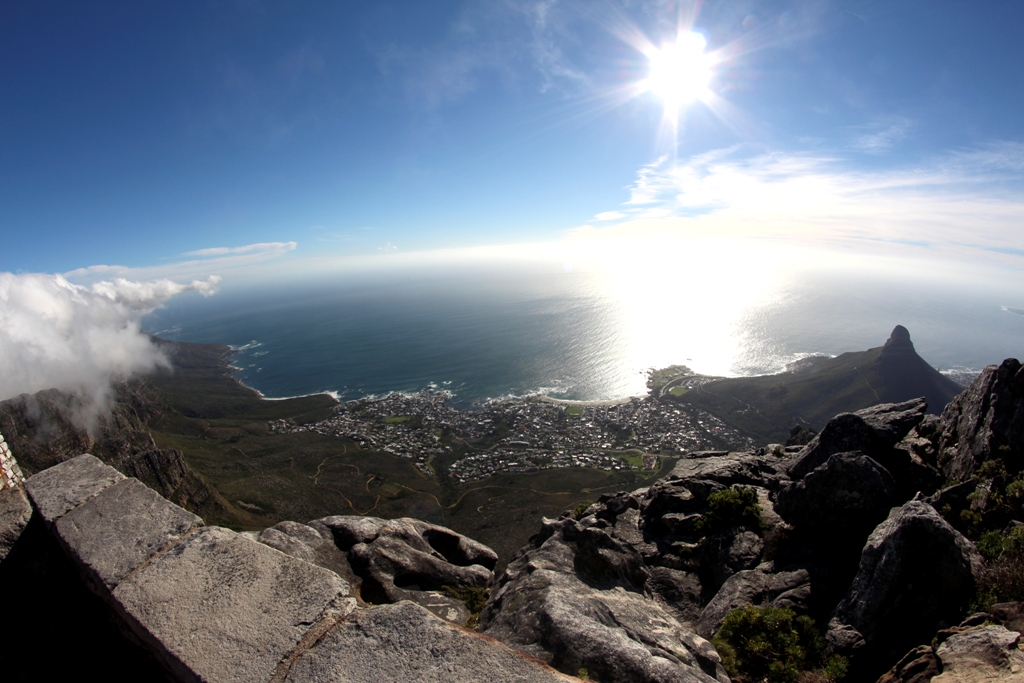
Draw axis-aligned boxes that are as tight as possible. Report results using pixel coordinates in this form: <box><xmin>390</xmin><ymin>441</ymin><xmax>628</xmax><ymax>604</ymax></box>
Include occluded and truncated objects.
<box><xmin>64</xmin><ymin>241</ymin><xmax>298</xmax><ymax>285</ymax></box>
<box><xmin>183</xmin><ymin>241</ymin><xmax>297</xmax><ymax>258</ymax></box>
<box><xmin>571</xmin><ymin>141</ymin><xmax>1024</xmax><ymax>266</ymax></box>
<box><xmin>853</xmin><ymin>117</ymin><xmax>914</xmax><ymax>153</ymax></box>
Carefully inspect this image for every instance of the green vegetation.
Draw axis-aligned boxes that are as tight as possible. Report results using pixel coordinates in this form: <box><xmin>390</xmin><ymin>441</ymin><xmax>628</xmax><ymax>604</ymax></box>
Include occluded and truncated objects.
<box><xmin>564</xmin><ymin>405</ymin><xmax>584</xmax><ymax>416</ymax></box>
<box><xmin>573</xmin><ymin>500</ymin><xmax>592</xmax><ymax>519</ymax></box>
<box><xmin>442</xmin><ymin>585</ymin><xmax>490</xmax><ymax>628</ymax></box>
<box><xmin>576</xmin><ymin>667</ymin><xmax>590</xmax><ymax>680</ymax></box>
<box><xmin>384</xmin><ymin>415</ymin><xmax>411</xmax><ymax>423</ymax></box>
<box><xmin>668</xmin><ymin>386</ymin><xmax>689</xmax><ymax>397</ymax></box>
<box><xmin>712</xmin><ymin>606</ymin><xmax>846</xmax><ymax>683</ymax></box>
<box><xmin>696</xmin><ymin>487</ymin><xmax>766</xmax><ymax>535</ymax></box>
<box><xmin>646</xmin><ymin>364</ymin><xmax>694</xmax><ymax>393</ymax></box>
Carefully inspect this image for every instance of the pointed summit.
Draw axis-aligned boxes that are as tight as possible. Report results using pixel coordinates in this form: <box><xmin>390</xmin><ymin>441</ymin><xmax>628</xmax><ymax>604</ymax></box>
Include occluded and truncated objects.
<box><xmin>881</xmin><ymin>325</ymin><xmax>916</xmax><ymax>356</ymax></box>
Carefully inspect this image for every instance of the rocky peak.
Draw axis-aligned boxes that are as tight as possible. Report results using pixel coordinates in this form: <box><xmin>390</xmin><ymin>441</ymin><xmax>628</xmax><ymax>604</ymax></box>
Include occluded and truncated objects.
<box><xmin>881</xmin><ymin>325</ymin><xmax>916</xmax><ymax>356</ymax></box>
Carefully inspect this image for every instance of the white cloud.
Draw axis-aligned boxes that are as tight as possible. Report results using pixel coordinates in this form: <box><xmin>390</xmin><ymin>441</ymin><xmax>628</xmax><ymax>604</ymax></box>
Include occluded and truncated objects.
<box><xmin>572</xmin><ymin>142</ymin><xmax>1024</xmax><ymax>267</ymax></box>
<box><xmin>0</xmin><ymin>272</ymin><xmax>221</xmax><ymax>425</ymax></box>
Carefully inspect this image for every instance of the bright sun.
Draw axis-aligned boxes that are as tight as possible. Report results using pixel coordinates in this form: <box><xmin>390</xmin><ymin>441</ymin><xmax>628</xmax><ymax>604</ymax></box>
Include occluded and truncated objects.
<box><xmin>643</xmin><ymin>32</ymin><xmax>712</xmax><ymax>111</ymax></box>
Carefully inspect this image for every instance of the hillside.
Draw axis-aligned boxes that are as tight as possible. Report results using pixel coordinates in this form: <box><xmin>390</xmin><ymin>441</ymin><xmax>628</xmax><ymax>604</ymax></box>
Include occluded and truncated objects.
<box><xmin>676</xmin><ymin>326</ymin><xmax>966</xmax><ymax>443</ymax></box>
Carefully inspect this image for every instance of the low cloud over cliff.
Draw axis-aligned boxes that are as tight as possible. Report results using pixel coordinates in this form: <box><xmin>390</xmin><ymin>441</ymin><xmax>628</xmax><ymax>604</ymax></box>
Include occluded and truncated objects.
<box><xmin>0</xmin><ymin>272</ymin><xmax>219</xmax><ymax>423</ymax></box>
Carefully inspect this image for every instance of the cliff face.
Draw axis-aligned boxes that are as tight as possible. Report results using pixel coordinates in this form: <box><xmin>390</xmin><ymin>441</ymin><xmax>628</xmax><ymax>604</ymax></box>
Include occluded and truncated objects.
<box><xmin>0</xmin><ymin>381</ymin><xmax>229</xmax><ymax>521</ymax></box>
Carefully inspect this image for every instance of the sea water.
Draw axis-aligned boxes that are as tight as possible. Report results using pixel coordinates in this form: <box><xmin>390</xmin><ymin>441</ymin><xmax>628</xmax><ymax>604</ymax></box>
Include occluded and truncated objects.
<box><xmin>144</xmin><ymin>255</ymin><xmax>1024</xmax><ymax>408</ymax></box>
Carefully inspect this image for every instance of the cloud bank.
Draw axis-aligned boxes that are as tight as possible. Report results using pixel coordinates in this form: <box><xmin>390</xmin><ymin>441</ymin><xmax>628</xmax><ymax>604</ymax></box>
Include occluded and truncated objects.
<box><xmin>0</xmin><ymin>272</ymin><xmax>220</xmax><ymax>425</ymax></box>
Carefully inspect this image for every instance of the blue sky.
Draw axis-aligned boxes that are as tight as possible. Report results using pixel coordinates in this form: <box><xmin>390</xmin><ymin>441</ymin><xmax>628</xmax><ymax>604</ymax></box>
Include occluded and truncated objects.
<box><xmin>3</xmin><ymin>0</ymin><xmax>1024</xmax><ymax>284</ymax></box>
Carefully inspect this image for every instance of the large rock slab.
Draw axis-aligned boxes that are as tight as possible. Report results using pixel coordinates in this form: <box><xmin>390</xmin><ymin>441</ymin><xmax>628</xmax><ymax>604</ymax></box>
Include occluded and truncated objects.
<box><xmin>257</xmin><ymin>519</ymin><xmax>360</xmax><ymax>589</ymax></box>
<box><xmin>0</xmin><ymin>485</ymin><xmax>31</xmax><ymax>561</ymax></box>
<box><xmin>54</xmin><ymin>477</ymin><xmax>203</xmax><ymax>590</ymax></box>
<box><xmin>826</xmin><ymin>501</ymin><xmax>983</xmax><ymax>676</ymax></box>
<box><xmin>284</xmin><ymin>601</ymin><xmax>574</xmax><ymax>683</ymax></box>
<box><xmin>24</xmin><ymin>454</ymin><xmax>124</xmax><ymax>522</ymax></box>
<box><xmin>670</xmin><ymin>451</ymin><xmax>787</xmax><ymax>490</ymax></box>
<box><xmin>112</xmin><ymin>526</ymin><xmax>355</xmax><ymax>683</ymax></box>
<box><xmin>480</xmin><ymin>516</ymin><xmax>727</xmax><ymax>683</ymax></box>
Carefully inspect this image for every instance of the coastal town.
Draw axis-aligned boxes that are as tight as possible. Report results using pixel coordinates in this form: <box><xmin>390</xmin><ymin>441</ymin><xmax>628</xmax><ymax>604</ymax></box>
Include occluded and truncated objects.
<box><xmin>269</xmin><ymin>378</ymin><xmax>754</xmax><ymax>482</ymax></box>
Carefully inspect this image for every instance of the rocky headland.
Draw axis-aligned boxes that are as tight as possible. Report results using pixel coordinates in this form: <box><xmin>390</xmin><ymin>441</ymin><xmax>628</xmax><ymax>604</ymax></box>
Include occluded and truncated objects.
<box><xmin>2</xmin><ymin>332</ymin><xmax>1024</xmax><ymax>682</ymax></box>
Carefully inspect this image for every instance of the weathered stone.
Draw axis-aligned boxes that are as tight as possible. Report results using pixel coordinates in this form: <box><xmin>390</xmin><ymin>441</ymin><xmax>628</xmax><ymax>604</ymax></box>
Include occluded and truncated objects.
<box><xmin>670</xmin><ymin>451</ymin><xmax>787</xmax><ymax>490</ymax></box>
<box><xmin>938</xmin><ymin>358</ymin><xmax>1024</xmax><ymax>482</ymax></box>
<box><xmin>112</xmin><ymin>526</ymin><xmax>354</xmax><ymax>683</ymax></box>
<box><xmin>319</xmin><ymin>516</ymin><xmax>496</xmax><ymax>624</ymax></box>
<box><xmin>481</xmin><ymin>516</ymin><xmax>727</xmax><ymax>683</ymax></box>
<box><xmin>827</xmin><ymin>501</ymin><xmax>983</xmax><ymax>675</ymax></box>
<box><xmin>284</xmin><ymin>601</ymin><xmax>573</xmax><ymax>683</ymax></box>
<box><xmin>257</xmin><ymin>519</ymin><xmax>359</xmax><ymax>589</ymax></box>
<box><xmin>0</xmin><ymin>485</ymin><xmax>32</xmax><ymax>561</ymax></box>
<box><xmin>700</xmin><ymin>530</ymin><xmax>764</xmax><ymax>590</ymax></box>
<box><xmin>697</xmin><ymin>565</ymin><xmax>772</xmax><ymax>638</ymax></box>
<box><xmin>789</xmin><ymin>399</ymin><xmax>926</xmax><ymax>481</ymax></box>
<box><xmin>875</xmin><ymin>645</ymin><xmax>942</xmax><ymax>683</ymax></box>
<box><xmin>990</xmin><ymin>602</ymin><xmax>1024</xmax><ymax>633</ymax></box>
<box><xmin>55</xmin><ymin>477</ymin><xmax>203</xmax><ymax>590</ymax></box>
<box><xmin>648</xmin><ymin>566</ymin><xmax>704</xmax><ymax>626</ymax></box>
<box><xmin>933</xmin><ymin>625</ymin><xmax>1024</xmax><ymax>682</ymax></box>
<box><xmin>775</xmin><ymin>451</ymin><xmax>896</xmax><ymax>536</ymax></box>
<box><xmin>24</xmin><ymin>454</ymin><xmax>125</xmax><ymax>523</ymax></box>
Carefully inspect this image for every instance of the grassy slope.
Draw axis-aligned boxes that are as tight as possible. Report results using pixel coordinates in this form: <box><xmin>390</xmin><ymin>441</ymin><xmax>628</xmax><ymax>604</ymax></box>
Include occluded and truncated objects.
<box><xmin>145</xmin><ymin>338</ymin><xmax>666</xmax><ymax>570</ymax></box>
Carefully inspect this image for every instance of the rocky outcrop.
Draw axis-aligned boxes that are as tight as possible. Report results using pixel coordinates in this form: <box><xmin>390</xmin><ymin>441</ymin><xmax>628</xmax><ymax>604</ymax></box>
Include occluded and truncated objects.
<box><xmin>826</xmin><ymin>501</ymin><xmax>983</xmax><ymax>674</ymax></box>
<box><xmin>937</xmin><ymin>358</ymin><xmax>1024</xmax><ymax>482</ymax></box>
<box><xmin>14</xmin><ymin>454</ymin><xmax>572</xmax><ymax>683</ymax></box>
<box><xmin>319</xmin><ymin>515</ymin><xmax>497</xmax><ymax>625</ymax></box>
<box><xmin>479</xmin><ymin>514</ymin><xmax>728</xmax><ymax>683</ymax></box>
<box><xmin>932</xmin><ymin>625</ymin><xmax>1024</xmax><ymax>682</ymax></box>
<box><xmin>776</xmin><ymin>451</ymin><xmax>896</xmax><ymax>536</ymax></box>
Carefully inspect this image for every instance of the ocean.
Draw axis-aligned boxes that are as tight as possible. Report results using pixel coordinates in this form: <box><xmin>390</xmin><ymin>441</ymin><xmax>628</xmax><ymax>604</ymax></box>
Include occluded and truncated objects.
<box><xmin>143</xmin><ymin>254</ymin><xmax>1024</xmax><ymax>408</ymax></box>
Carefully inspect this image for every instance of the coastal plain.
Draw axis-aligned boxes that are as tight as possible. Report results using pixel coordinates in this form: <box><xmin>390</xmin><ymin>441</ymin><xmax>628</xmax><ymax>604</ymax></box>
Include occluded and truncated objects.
<box><xmin>144</xmin><ymin>340</ymin><xmax>746</xmax><ymax>567</ymax></box>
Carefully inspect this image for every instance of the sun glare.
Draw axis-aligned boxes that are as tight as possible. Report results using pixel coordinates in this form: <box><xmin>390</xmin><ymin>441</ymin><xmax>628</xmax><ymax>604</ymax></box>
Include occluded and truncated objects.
<box><xmin>643</xmin><ymin>33</ymin><xmax>713</xmax><ymax>112</ymax></box>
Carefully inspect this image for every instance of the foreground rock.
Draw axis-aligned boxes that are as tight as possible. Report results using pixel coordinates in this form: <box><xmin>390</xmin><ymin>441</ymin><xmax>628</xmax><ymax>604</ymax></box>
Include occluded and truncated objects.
<box><xmin>14</xmin><ymin>454</ymin><xmax>574</xmax><ymax>683</ymax></box>
<box><xmin>827</xmin><ymin>501</ymin><xmax>983</xmax><ymax>676</ymax></box>
<box><xmin>480</xmin><ymin>514</ymin><xmax>728</xmax><ymax>683</ymax></box>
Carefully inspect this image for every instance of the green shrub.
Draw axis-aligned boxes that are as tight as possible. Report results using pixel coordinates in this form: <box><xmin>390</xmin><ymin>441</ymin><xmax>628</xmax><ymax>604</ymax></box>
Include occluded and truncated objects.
<box><xmin>573</xmin><ymin>501</ymin><xmax>591</xmax><ymax>519</ymax></box>
<box><xmin>441</xmin><ymin>585</ymin><xmax>490</xmax><ymax>627</ymax></box>
<box><xmin>711</xmin><ymin>606</ymin><xmax>831</xmax><ymax>683</ymax></box>
<box><xmin>697</xmin><ymin>487</ymin><xmax>766</xmax><ymax>535</ymax></box>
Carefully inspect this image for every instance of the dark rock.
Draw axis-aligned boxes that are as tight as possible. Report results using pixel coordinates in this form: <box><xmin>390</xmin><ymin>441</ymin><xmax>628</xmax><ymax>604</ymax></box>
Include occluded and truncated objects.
<box><xmin>647</xmin><ymin>566</ymin><xmax>704</xmax><ymax>626</ymax></box>
<box><xmin>775</xmin><ymin>451</ymin><xmax>897</xmax><ymax>537</ymax></box>
<box><xmin>990</xmin><ymin>602</ymin><xmax>1024</xmax><ymax>634</ymax></box>
<box><xmin>319</xmin><ymin>516</ymin><xmax>496</xmax><ymax>624</ymax></box>
<box><xmin>826</xmin><ymin>501</ymin><xmax>984</xmax><ymax>677</ymax></box>
<box><xmin>874</xmin><ymin>645</ymin><xmax>941</xmax><ymax>683</ymax></box>
<box><xmin>786</xmin><ymin>425</ymin><xmax>817</xmax><ymax>447</ymax></box>
<box><xmin>699</xmin><ymin>530</ymin><xmax>764</xmax><ymax>591</ymax></box>
<box><xmin>937</xmin><ymin>358</ymin><xmax>1024</xmax><ymax>482</ymax></box>
<box><xmin>480</xmin><ymin>516</ymin><xmax>727</xmax><ymax>683</ymax></box>
<box><xmin>639</xmin><ymin>478</ymin><xmax>724</xmax><ymax>539</ymax></box>
<box><xmin>788</xmin><ymin>399</ymin><xmax>927</xmax><ymax>480</ymax></box>
<box><xmin>696</xmin><ymin>565</ymin><xmax>815</xmax><ymax>638</ymax></box>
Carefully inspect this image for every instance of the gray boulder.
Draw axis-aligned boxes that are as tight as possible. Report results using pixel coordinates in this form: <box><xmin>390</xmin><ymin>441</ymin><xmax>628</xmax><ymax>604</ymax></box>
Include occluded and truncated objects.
<box><xmin>826</xmin><ymin>501</ymin><xmax>983</xmax><ymax>674</ymax></box>
<box><xmin>670</xmin><ymin>451</ymin><xmax>788</xmax><ymax>490</ymax></box>
<box><xmin>257</xmin><ymin>520</ymin><xmax>360</xmax><ymax>589</ymax></box>
<box><xmin>699</xmin><ymin>530</ymin><xmax>764</xmax><ymax>590</ymax></box>
<box><xmin>0</xmin><ymin>485</ymin><xmax>31</xmax><ymax>561</ymax></box>
<box><xmin>938</xmin><ymin>358</ymin><xmax>1024</xmax><ymax>482</ymax></box>
<box><xmin>775</xmin><ymin>451</ymin><xmax>896</xmax><ymax>536</ymax></box>
<box><xmin>479</xmin><ymin>516</ymin><xmax>728</xmax><ymax>683</ymax></box>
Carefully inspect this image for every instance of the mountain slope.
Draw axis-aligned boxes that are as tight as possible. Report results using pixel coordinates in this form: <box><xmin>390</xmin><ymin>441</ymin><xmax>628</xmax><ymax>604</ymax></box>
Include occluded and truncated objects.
<box><xmin>678</xmin><ymin>325</ymin><xmax>966</xmax><ymax>443</ymax></box>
